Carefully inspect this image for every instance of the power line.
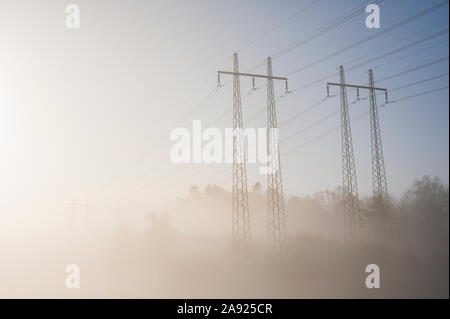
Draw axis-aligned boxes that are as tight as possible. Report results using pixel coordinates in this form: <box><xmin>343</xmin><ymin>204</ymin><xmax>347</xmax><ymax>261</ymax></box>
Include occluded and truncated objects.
<box><xmin>273</xmin><ymin>0</ymin><xmax>382</xmax><ymax>60</ymax></box>
<box><xmin>126</xmin><ymin>2</ymin><xmax>449</xmax><ymax>197</ymax></box>
<box><xmin>388</xmin><ymin>73</ymin><xmax>449</xmax><ymax>93</ymax></box>
<box><xmin>342</xmin><ymin>20</ymin><xmax>449</xmax><ymax>66</ymax></box>
<box><xmin>283</xmin><ymin>112</ymin><xmax>367</xmax><ymax>155</ymax></box>
<box><xmin>325</xmin><ymin>55</ymin><xmax>449</xmax><ymax>97</ymax></box>
<box><xmin>169</xmin><ymin>0</ymin><xmax>321</xmax><ymax>133</ymax></box>
<box><xmin>180</xmin><ymin>60</ymin><xmax>449</xmax><ymax>188</ymax></box>
<box><xmin>238</xmin><ymin>0</ymin><xmax>321</xmax><ymax>53</ymax></box>
<box><xmin>246</xmin><ymin>0</ymin><xmax>378</xmax><ymax>72</ymax></box>
<box><xmin>240</xmin><ymin>33</ymin><xmax>449</xmax><ymax>130</ymax></box>
<box><xmin>279</xmin><ymin>98</ymin><xmax>329</xmax><ymax>128</ymax></box>
<box><xmin>284</xmin><ymin>72</ymin><xmax>449</xmax><ymax>145</ymax></box>
<box><xmin>345</xmin><ymin>29</ymin><xmax>449</xmax><ymax>73</ymax></box>
<box><xmin>282</xmin><ymin>86</ymin><xmax>449</xmax><ymax>155</ymax></box>
<box><xmin>373</xmin><ymin>39</ymin><xmax>448</xmax><ymax>70</ymax></box>
<box><xmin>185</xmin><ymin>58</ymin><xmax>449</xmax><ymax>188</ymax></box>
<box><xmin>93</xmin><ymin>0</ymin><xmax>324</xmax><ymax>198</ymax></box>
<box><xmin>353</xmin><ymin>72</ymin><xmax>449</xmax><ymax>103</ymax></box>
<box><xmin>93</xmin><ymin>85</ymin><xmax>222</xmax><ymax>198</ymax></box>
<box><xmin>89</xmin><ymin>51</ymin><xmax>237</xmax><ymax>200</ymax></box>
<box><xmin>387</xmin><ymin>85</ymin><xmax>449</xmax><ymax>104</ymax></box>
<box><xmin>285</xmin><ymin>26</ymin><xmax>449</xmax><ymax>94</ymax></box>
<box><xmin>180</xmin><ymin>47</ymin><xmax>449</xmax><ymax>191</ymax></box>
<box><xmin>206</xmin><ymin>3</ymin><xmax>448</xmax><ymax>135</ymax></box>
<box><xmin>184</xmin><ymin>84</ymin><xmax>449</xmax><ymax>190</ymax></box>
<box><xmin>285</xmin><ymin>1</ymin><xmax>449</xmax><ymax>76</ymax></box>
<box><xmin>377</xmin><ymin>56</ymin><xmax>449</xmax><ymax>82</ymax></box>
<box><xmin>281</xmin><ymin>109</ymin><xmax>340</xmax><ymax>145</ymax></box>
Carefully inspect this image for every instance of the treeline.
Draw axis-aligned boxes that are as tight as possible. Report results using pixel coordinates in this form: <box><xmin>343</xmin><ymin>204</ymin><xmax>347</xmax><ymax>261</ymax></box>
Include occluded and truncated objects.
<box><xmin>158</xmin><ymin>176</ymin><xmax>448</xmax><ymax>251</ymax></box>
<box><xmin>107</xmin><ymin>175</ymin><xmax>448</xmax><ymax>298</ymax></box>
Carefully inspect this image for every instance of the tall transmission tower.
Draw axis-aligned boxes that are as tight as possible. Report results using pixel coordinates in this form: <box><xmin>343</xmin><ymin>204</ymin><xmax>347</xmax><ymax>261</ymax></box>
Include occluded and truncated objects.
<box><xmin>231</xmin><ymin>53</ymin><xmax>251</xmax><ymax>254</ymax></box>
<box><xmin>339</xmin><ymin>66</ymin><xmax>359</xmax><ymax>239</ymax></box>
<box><xmin>217</xmin><ymin>55</ymin><xmax>289</xmax><ymax>253</ymax></box>
<box><xmin>266</xmin><ymin>57</ymin><xmax>287</xmax><ymax>251</ymax></box>
<box><xmin>329</xmin><ymin>66</ymin><xmax>360</xmax><ymax>238</ymax></box>
<box><xmin>368</xmin><ymin>69</ymin><xmax>389</xmax><ymax>213</ymax></box>
<box><xmin>327</xmin><ymin>66</ymin><xmax>389</xmax><ymax>238</ymax></box>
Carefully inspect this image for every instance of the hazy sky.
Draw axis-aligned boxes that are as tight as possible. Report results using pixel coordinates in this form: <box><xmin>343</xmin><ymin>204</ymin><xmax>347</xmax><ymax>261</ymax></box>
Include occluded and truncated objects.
<box><xmin>0</xmin><ymin>0</ymin><xmax>448</xmax><ymax>228</ymax></box>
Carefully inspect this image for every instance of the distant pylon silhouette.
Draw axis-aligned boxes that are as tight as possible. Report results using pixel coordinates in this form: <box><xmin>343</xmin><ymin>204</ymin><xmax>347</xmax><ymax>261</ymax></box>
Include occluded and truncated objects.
<box><xmin>338</xmin><ymin>65</ymin><xmax>360</xmax><ymax>239</ymax></box>
<box><xmin>266</xmin><ymin>57</ymin><xmax>287</xmax><ymax>251</ymax></box>
<box><xmin>327</xmin><ymin>66</ymin><xmax>390</xmax><ymax>238</ymax></box>
<box><xmin>368</xmin><ymin>69</ymin><xmax>389</xmax><ymax>213</ymax></box>
<box><xmin>231</xmin><ymin>52</ymin><xmax>251</xmax><ymax>253</ymax></box>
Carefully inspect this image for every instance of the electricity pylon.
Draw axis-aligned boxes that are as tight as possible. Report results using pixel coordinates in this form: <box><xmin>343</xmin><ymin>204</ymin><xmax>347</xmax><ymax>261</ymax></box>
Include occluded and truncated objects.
<box><xmin>339</xmin><ymin>65</ymin><xmax>359</xmax><ymax>239</ymax></box>
<box><xmin>65</xmin><ymin>195</ymin><xmax>89</xmax><ymax>223</ymax></box>
<box><xmin>230</xmin><ymin>52</ymin><xmax>251</xmax><ymax>254</ymax></box>
<box><xmin>368</xmin><ymin>69</ymin><xmax>389</xmax><ymax>213</ymax></box>
<box><xmin>328</xmin><ymin>66</ymin><xmax>360</xmax><ymax>238</ymax></box>
<box><xmin>327</xmin><ymin>66</ymin><xmax>388</xmax><ymax>239</ymax></box>
<box><xmin>266</xmin><ymin>57</ymin><xmax>287</xmax><ymax>251</ymax></box>
<box><xmin>217</xmin><ymin>55</ymin><xmax>289</xmax><ymax>253</ymax></box>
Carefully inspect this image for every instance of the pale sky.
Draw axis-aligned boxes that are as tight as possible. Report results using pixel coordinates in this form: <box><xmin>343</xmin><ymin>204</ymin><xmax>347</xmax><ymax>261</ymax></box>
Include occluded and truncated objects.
<box><xmin>0</xmin><ymin>0</ymin><xmax>448</xmax><ymax>229</ymax></box>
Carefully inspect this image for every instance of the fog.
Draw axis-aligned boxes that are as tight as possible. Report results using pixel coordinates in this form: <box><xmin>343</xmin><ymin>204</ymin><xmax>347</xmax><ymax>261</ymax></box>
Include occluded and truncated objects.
<box><xmin>0</xmin><ymin>176</ymin><xmax>448</xmax><ymax>298</ymax></box>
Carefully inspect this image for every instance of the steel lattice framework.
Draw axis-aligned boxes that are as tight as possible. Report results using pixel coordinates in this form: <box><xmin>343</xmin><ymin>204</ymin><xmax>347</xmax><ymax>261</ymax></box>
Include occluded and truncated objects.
<box><xmin>231</xmin><ymin>53</ymin><xmax>251</xmax><ymax>253</ymax></box>
<box><xmin>266</xmin><ymin>57</ymin><xmax>287</xmax><ymax>251</ymax></box>
<box><xmin>368</xmin><ymin>69</ymin><xmax>389</xmax><ymax>213</ymax></box>
<box><xmin>327</xmin><ymin>66</ymin><xmax>389</xmax><ymax>238</ymax></box>
<box><xmin>218</xmin><ymin>54</ymin><xmax>288</xmax><ymax>252</ymax></box>
<box><xmin>338</xmin><ymin>65</ymin><xmax>360</xmax><ymax>238</ymax></box>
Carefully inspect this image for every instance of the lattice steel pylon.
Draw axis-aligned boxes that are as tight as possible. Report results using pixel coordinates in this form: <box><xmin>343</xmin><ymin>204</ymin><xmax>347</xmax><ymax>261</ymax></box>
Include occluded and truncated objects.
<box><xmin>266</xmin><ymin>57</ymin><xmax>287</xmax><ymax>251</ymax></box>
<box><xmin>217</xmin><ymin>55</ymin><xmax>288</xmax><ymax>253</ymax></box>
<box><xmin>231</xmin><ymin>52</ymin><xmax>251</xmax><ymax>254</ymax></box>
<box><xmin>338</xmin><ymin>65</ymin><xmax>360</xmax><ymax>239</ymax></box>
<box><xmin>368</xmin><ymin>69</ymin><xmax>389</xmax><ymax>213</ymax></box>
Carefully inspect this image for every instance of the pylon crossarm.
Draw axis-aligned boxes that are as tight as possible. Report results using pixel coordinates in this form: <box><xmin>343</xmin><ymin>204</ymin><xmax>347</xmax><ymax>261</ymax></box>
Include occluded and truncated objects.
<box><xmin>218</xmin><ymin>70</ymin><xmax>287</xmax><ymax>81</ymax></box>
<box><xmin>326</xmin><ymin>82</ymin><xmax>387</xmax><ymax>92</ymax></box>
<box><xmin>327</xmin><ymin>82</ymin><xmax>389</xmax><ymax>102</ymax></box>
<box><xmin>218</xmin><ymin>70</ymin><xmax>289</xmax><ymax>95</ymax></box>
